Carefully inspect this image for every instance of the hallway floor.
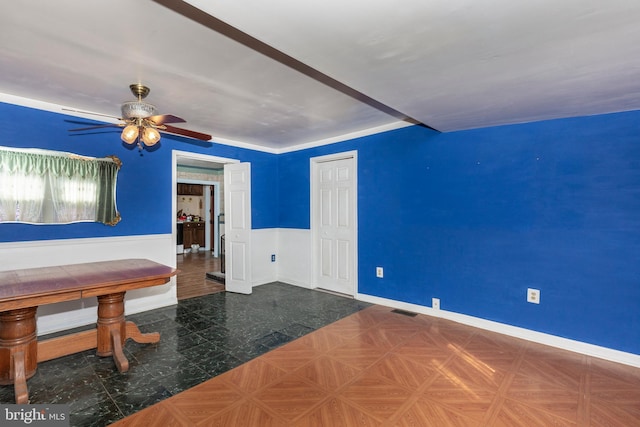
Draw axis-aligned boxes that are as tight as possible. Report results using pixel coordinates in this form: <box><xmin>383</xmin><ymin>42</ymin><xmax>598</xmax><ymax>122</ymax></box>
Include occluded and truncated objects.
<box><xmin>176</xmin><ymin>250</ymin><xmax>224</xmax><ymax>300</ymax></box>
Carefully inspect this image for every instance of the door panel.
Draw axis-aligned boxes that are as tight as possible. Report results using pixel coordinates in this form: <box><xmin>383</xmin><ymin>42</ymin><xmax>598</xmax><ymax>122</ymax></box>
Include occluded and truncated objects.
<box><xmin>224</xmin><ymin>162</ymin><xmax>252</xmax><ymax>294</ymax></box>
<box><xmin>337</xmin><ymin>239</ymin><xmax>350</xmax><ymax>280</ymax></box>
<box><xmin>229</xmin><ymin>192</ymin><xmax>246</xmax><ymax>229</ymax></box>
<box><xmin>321</xmin><ymin>189</ymin><xmax>332</xmax><ymax>226</ymax></box>
<box><xmin>230</xmin><ymin>241</ymin><xmax>247</xmax><ymax>281</ymax></box>
<box><xmin>337</xmin><ymin>187</ymin><xmax>349</xmax><ymax>228</ymax></box>
<box><xmin>321</xmin><ymin>238</ymin><xmax>332</xmax><ymax>277</ymax></box>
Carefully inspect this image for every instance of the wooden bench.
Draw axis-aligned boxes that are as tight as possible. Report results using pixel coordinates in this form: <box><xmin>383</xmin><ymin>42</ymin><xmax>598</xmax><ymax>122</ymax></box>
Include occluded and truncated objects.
<box><xmin>0</xmin><ymin>259</ymin><xmax>177</xmax><ymax>403</ymax></box>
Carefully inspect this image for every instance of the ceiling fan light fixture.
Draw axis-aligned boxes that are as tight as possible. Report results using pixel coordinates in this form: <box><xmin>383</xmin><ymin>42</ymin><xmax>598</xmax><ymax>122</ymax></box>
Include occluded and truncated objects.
<box><xmin>121</xmin><ymin>124</ymin><xmax>139</xmax><ymax>144</ymax></box>
<box><xmin>121</xmin><ymin>101</ymin><xmax>157</xmax><ymax>119</ymax></box>
<box><xmin>68</xmin><ymin>84</ymin><xmax>210</xmax><ymax>150</ymax></box>
<box><xmin>141</xmin><ymin>126</ymin><xmax>161</xmax><ymax>146</ymax></box>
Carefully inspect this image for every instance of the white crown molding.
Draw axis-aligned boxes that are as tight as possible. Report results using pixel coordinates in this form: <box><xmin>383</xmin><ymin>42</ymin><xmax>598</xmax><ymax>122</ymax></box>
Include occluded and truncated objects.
<box><xmin>0</xmin><ymin>93</ymin><xmax>412</xmax><ymax>154</ymax></box>
<box><xmin>0</xmin><ymin>93</ymin><xmax>121</xmax><ymax>124</ymax></box>
<box><xmin>276</xmin><ymin>121</ymin><xmax>413</xmax><ymax>154</ymax></box>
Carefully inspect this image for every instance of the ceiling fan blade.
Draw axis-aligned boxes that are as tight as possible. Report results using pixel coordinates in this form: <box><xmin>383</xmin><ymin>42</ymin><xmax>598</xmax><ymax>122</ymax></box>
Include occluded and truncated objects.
<box><xmin>62</xmin><ymin>108</ymin><xmax>122</xmax><ymax>120</ymax></box>
<box><xmin>147</xmin><ymin>114</ymin><xmax>186</xmax><ymax>125</ymax></box>
<box><xmin>69</xmin><ymin>124</ymin><xmax>123</xmax><ymax>131</ymax></box>
<box><xmin>162</xmin><ymin>124</ymin><xmax>212</xmax><ymax>141</ymax></box>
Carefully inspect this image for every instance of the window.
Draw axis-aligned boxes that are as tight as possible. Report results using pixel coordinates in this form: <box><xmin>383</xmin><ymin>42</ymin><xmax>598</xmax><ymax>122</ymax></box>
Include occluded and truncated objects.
<box><xmin>0</xmin><ymin>146</ymin><xmax>121</xmax><ymax>225</ymax></box>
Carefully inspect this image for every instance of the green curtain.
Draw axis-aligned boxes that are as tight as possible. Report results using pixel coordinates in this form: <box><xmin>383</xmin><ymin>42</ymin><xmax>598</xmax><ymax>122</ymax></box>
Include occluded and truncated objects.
<box><xmin>0</xmin><ymin>147</ymin><xmax>121</xmax><ymax>225</ymax></box>
<box><xmin>95</xmin><ymin>156</ymin><xmax>121</xmax><ymax>225</ymax></box>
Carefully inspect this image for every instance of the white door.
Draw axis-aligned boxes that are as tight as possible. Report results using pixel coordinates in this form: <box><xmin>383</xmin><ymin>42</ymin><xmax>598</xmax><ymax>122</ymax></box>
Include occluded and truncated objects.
<box><xmin>312</xmin><ymin>154</ymin><xmax>357</xmax><ymax>295</ymax></box>
<box><xmin>224</xmin><ymin>162</ymin><xmax>252</xmax><ymax>294</ymax></box>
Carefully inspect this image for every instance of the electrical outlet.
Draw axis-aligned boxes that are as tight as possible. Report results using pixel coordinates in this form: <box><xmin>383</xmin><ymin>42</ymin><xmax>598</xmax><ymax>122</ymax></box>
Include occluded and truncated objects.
<box><xmin>271</xmin><ymin>254</ymin><xmax>276</xmax><ymax>262</ymax></box>
<box><xmin>432</xmin><ymin>298</ymin><xmax>440</xmax><ymax>310</ymax></box>
<box><xmin>527</xmin><ymin>288</ymin><xmax>540</xmax><ymax>304</ymax></box>
<box><xmin>376</xmin><ymin>267</ymin><xmax>384</xmax><ymax>278</ymax></box>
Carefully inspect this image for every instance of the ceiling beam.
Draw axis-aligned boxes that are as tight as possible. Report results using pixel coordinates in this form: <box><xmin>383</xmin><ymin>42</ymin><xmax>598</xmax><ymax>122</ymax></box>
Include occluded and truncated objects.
<box><xmin>154</xmin><ymin>0</ymin><xmax>438</xmax><ymax>132</ymax></box>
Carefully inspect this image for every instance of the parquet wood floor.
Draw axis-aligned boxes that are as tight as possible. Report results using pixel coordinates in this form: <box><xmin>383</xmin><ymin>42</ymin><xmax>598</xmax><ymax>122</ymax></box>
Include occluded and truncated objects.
<box><xmin>110</xmin><ymin>304</ymin><xmax>640</xmax><ymax>426</ymax></box>
<box><xmin>176</xmin><ymin>250</ymin><xmax>224</xmax><ymax>300</ymax></box>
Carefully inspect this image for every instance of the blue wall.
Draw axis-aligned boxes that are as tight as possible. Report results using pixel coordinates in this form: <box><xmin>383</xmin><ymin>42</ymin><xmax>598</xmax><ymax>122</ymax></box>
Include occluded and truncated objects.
<box><xmin>2</xmin><ymin>101</ymin><xmax>639</xmax><ymax>355</ymax></box>
<box><xmin>278</xmin><ymin>111</ymin><xmax>640</xmax><ymax>355</ymax></box>
<box><xmin>0</xmin><ymin>102</ymin><xmax>279</xmax><ymax>243</ymax></box>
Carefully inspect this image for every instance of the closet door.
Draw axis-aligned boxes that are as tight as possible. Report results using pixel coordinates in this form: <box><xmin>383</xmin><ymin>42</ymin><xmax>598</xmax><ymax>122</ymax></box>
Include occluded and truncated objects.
<box><xmin>312</xmin><ymin>154</ymin><xmax>356</xmax><ymax>296</ymax></box>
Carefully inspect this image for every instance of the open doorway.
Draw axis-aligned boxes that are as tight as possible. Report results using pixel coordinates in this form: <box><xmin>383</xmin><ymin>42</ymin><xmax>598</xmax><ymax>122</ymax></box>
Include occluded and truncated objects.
<box><xmin>173</xmin><ymin>150</ymin><xmax>238</xmax><ymax>300</ymax></box>
<box><xmin>177</xmin><ymin>181</ymin><xmax>220</xmax><ymax>254</ymax></box>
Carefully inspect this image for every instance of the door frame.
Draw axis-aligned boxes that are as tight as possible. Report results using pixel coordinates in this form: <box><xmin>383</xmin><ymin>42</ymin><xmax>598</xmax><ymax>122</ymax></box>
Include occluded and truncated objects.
<box><xmin>172</xmin><ymin>150</ymin><xmax>239</xmax><ymax>259</ymax></box>
<box><xmin>310</xmin><ymin>150</ymin><xmax>358</xmax><ymax>296</ymax></box>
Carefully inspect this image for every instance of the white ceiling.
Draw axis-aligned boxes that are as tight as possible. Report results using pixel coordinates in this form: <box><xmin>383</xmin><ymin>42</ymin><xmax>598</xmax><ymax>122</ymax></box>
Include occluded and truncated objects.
<box><xmin>1</xmin><ymin>0</ymin><xmax>639</xmax><ymax>152</ymax></box>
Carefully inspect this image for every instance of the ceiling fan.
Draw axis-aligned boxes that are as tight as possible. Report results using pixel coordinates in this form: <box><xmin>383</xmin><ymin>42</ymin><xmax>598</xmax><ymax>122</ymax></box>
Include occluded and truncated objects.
<box><xmin>66</xmin><ymin>84</ymin><xmax>212</xmax><ymax>149</ymax></box>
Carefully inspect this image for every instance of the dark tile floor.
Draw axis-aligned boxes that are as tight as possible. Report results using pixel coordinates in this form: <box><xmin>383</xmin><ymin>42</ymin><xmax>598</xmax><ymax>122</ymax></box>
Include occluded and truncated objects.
<box><xmin>0</xmin><ymin>282</ymin><xmax>370</xmax><ymax>427</ymax></box>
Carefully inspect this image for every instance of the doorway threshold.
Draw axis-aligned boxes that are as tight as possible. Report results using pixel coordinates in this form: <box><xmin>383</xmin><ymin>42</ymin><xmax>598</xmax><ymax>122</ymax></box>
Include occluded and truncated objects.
<box><xmin>206</xmin><ymin>271</ymin><xmax>225</xmax><ymax>284</ymax></box>
<box><xmin>315</xmin><ymin>287</ymin><xmax>354</xmax><ymax>299</ymax></box>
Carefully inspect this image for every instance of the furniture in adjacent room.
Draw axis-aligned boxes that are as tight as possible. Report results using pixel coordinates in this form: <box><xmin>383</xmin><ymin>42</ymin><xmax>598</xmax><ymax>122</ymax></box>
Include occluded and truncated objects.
<box><xmin>177</xmin><ymin>183</ymin><xmax>203</xmax><ymax>196</ymax></box>
<box><xmin>0</xmin><ymin>259</ymin><xmax>177</xmax><ymax>403</ymax></box>
<box><xmin>182</xmin><ymin>221</ymin><xmax>205</xmax><ymax>249</ymax></box>
<box><xmin>176</xmin><ymin>221</ymin><xmax>184</xmax><ymax>254</ymax></box>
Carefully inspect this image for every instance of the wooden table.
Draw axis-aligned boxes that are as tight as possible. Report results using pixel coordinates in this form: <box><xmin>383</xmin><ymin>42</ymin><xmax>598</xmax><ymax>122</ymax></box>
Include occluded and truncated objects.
<box><xmin>0</xmin><ymin>259</ymin><xmax>177</xmax><ymax>403</ymax></box>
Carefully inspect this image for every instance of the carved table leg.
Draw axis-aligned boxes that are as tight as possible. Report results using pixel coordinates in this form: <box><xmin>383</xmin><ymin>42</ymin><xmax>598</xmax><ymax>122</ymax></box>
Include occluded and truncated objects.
<box><xmin>125</xmin><ymin>321</ymin><xmax>160</xmax><ymax>344</ymax></box>
<box><xmin>0</xmin><ymin>307</ymin><xmax>38</xmax><ymax>403</ymax></box>
<box><xmin>96</xmin><ymin>292</ymin><xmax>161</xmax><ymax>373</ymax></box>
<box><xmin>109</xmin><ymin>327</ymin><xmax>128</xmax><ymax>372</ymax></box>
<box><xmin>13</xmin><ymin>351</ymin><xmax>28</xmax><ymax>403</ymax></box>
<box><xmin>97</xmin><ymin>292</ymin><xmax>128</xmax><ymax>372</ymax></box>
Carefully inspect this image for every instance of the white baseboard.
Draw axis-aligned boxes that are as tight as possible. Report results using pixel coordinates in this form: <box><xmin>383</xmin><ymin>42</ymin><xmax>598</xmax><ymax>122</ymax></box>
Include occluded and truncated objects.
<box><xmin>277</xmin><ymin>277</ymin><xmax>312</xmax><ymax>289</ymax></box>
<box><xmin>356</xmin><ymin>292</ymin><xmax>640</xmax><ymax>369</ymax></box>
